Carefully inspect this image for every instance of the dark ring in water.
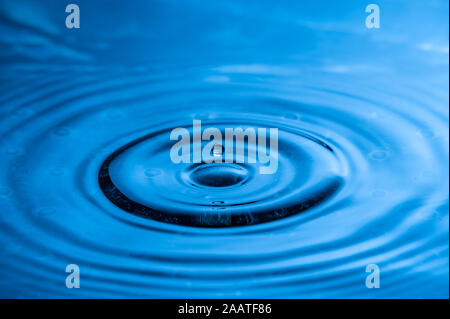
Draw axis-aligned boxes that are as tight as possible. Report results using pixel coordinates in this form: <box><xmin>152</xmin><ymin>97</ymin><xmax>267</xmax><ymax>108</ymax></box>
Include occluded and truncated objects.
<box><xmin>98</xmin><ymin>128</ymin><xmax>342</xmax><ymax>227</ymax></box>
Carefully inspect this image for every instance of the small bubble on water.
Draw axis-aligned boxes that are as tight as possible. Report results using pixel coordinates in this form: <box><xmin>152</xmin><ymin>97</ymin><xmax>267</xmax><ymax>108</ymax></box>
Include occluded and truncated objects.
<box><xmin>211</xmin><ymin>200</ymin><xmax>225</xmax><ymax>205</ymax></box>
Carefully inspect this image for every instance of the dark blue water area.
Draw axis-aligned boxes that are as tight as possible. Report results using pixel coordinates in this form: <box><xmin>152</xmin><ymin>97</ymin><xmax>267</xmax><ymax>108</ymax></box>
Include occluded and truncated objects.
<box><xmin>0</xmin><ymin>0</ymin><xmax>448</xmax><ymax>298</ymax></box>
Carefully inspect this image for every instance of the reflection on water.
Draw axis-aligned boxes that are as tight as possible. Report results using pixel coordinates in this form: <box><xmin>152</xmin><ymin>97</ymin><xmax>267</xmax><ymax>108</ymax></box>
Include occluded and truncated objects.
<box><xmin>0</xmin><ymin>0</ymin><xmax>448</xmax><ymax>298</ymax></box>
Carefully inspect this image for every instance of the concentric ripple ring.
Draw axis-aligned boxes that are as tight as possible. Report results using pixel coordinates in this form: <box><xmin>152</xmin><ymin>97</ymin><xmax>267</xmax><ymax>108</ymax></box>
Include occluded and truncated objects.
<box><xmin>99</xmin><ymin>121</ymin><xmax>345</xmax><ymax>227</ymax></box>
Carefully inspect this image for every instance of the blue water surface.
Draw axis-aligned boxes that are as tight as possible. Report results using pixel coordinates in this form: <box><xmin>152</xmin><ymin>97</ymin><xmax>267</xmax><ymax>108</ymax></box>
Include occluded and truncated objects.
<box><xmin>0</xmin><ymin>0</ymin><xmax>448</xmax><ymax>298</ymax></box>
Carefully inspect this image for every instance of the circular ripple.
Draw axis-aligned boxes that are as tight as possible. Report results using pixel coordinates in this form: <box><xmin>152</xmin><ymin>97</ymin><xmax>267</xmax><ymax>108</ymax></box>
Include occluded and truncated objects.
<box><xmin>0</xmin><ymin>59</ymin><xmax>447</xmax><ymax>298</ymax></box>
<box><xmin>99</xmin><ymin>121</ymin><xmax>345</xmax><ymax>227</ymax></box>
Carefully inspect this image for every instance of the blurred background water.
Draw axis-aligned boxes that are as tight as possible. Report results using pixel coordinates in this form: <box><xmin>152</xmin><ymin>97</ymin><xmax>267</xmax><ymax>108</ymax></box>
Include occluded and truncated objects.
<box><xmin>0</xmin><ymin>0</ymin><xmax>448</xmax><ymax>298</ymax></box>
